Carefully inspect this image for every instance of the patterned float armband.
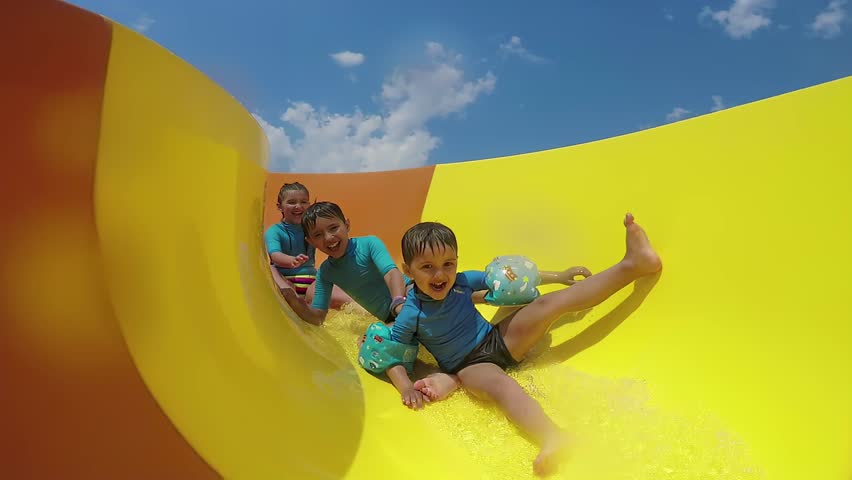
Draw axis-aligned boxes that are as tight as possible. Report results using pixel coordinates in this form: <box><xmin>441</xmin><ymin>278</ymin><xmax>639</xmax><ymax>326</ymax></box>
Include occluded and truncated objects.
<box><xmin>483</xmin><ymin>255</ymin><xmax>542</xmax><ymax>306</ymax></box>
<box><xmin>357</xmin><ymin>322</ymin><xmax>418</xmax><ymax>375</ymax></box>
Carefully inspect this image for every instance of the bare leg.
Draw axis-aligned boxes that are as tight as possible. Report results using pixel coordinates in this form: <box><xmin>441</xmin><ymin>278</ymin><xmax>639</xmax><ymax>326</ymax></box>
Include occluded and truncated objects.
<box><xmin>458</xmin><ymin>363</ymin><xmax>568</xmax><ymax>477</ymax></box>
<box><xmin>414</xmin><ymin>373</ymin><xmax>460</xmax><ymax>401</ymax></box>
<box><xmin>492</xmin><ymin>305</ymin><xmax>523</xmax><ymax>325</ymax></box>
<box><xmin>500</xmin><ymin>213</ymin><xmax>662</xmax><ymax>361</ymax></box>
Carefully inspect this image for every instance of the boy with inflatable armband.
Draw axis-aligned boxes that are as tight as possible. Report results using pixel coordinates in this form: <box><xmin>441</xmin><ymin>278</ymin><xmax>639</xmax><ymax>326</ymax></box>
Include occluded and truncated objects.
<box><xmin>357</xmin><ymin>254</ymin><xmax>559</xmax><ymax>406</ymax></box>
<box><xmin>361</xmin><ymin>218</ymin><xmax>661</xmax><ymax>477</ymax></box>
<box><xmin>358</xmin><ymin>255</ymin><xmax>593</xmax><ymax>408</ymax></box>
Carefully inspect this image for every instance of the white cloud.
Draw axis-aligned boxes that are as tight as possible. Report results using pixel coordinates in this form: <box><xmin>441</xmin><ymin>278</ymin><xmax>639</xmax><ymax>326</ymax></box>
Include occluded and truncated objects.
<box><xmin>666</xmin><ymin>107</ymin><xmax>691</xmax><ymax>123</ymax></box>
<box><xmin>810</xmin><ymin>0</ymin><xmax>848</xmax><ymax>38</ymax></box>
<box><xmin>700</xmin><ymin>0</ymin><xmax>775</xmax><ymax>39</ymax></box>
<box><xmin>256</xmin><ymin>42</ymin><xmax>496</xmax><ymax>173</ymax></box>
<box><xmin>132</xmin><ymin>14</ymin><xmax>155</xmax><ymax>32</ymax></box>
<box><xmin>711</xmin><ymin>95</ymin><xmax>726</xmax><ymax>111</ymax></box>
<box><xmin>426</xmin><ymin>41</ymin><xmax>463</xmax><ymax>63</ymax></box>
<box><xmin>330</xmin><ymin>51</ymin><xmax>365</xmax><ymax>68</ymax></box>
<box><xmin>498</xmin><ymin>36</ymin><xmax>550</xmax><ymax>64</ymax></box>
<box><xmin>253</xmin><ymin>114</ymin><xmax>295</xmax><ymax>160</ymax></box>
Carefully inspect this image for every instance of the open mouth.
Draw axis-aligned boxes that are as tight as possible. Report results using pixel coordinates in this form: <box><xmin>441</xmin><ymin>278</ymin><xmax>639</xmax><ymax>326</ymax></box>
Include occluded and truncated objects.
<box><xmin>429</xmin><ymin>281</ymin><xmax>447</xmax><ymax>293</ymax></box>
<box><xmin>327</xmin><ymin>240</ymin><xmax>341</xmax><ymax>253</ymax></box>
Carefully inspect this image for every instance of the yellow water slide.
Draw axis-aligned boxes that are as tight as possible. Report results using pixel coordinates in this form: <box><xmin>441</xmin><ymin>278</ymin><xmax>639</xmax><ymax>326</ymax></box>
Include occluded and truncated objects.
<box><xmin>2</xmin><ymin>2</ymin><xmax>849</xmax><ymax>479</ymax></box>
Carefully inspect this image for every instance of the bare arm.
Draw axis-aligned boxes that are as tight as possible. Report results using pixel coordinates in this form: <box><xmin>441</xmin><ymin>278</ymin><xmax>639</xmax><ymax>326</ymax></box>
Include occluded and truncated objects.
<box><xmin>384</xmin><ymin>268</ymin><xmax>406</xmax><ymax>316</ymax></box>
<box><xmin>270</xmin><ymin>252</ymin><xmax>309</xmax><ymax>270</ymax></box>
<box><xmin>387</xmin><ymin>364</ymin><xmax>427</xmax><ymax>410</ymax></box>
<box><xmin>269</xmin><ymin>265</ymin><xmax>290</xmax><ymax>290</ymax></box>
<box><xmin>471</xmin><ymin>290</ymin><xmax>488</xmax><ymax>304</ymax></box>
<box><xmin>539</xmin><ymin>266</ymin><xmax>593</xmax><ymax>286</ymax></box>
<box><xmin>280</xmin><ymin>287</ymin><xmax>327</xmax><ymax>326</ymax></box>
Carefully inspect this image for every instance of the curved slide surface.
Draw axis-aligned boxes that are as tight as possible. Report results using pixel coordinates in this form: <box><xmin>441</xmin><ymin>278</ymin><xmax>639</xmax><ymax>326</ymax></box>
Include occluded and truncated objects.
<box><xmin>2</xmin><ymin>2</ymin><xmax>850</xmax><ymax>479</ymax></box>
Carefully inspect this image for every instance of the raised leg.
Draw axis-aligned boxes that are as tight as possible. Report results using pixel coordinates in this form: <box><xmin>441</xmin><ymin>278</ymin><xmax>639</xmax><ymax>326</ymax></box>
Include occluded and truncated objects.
<box><xmin>500</xmin><ymin>213</ymin><xmax>662</xmax><ymax>360</ymax></box>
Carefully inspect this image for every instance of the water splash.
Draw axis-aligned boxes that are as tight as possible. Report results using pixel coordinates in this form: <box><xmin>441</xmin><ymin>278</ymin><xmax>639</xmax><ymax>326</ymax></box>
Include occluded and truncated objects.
<box><xmin>323</xmin><ymin>308</ymin><xmax>763</xmax><ymax>480</ymax></box>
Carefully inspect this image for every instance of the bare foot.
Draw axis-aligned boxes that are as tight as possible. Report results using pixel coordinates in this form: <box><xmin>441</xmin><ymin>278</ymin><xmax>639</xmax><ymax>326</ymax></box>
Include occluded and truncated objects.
<box><xmin>413</xmin><ymin>373</ymin><xmax>460</xmax><ymax>401</ymax></box>
<box><xmin>622</xmin><ymin>213</ymin><xmax>662</xmax><ymax>276</ymax></box>
<box><xmin>533</xmin><ymin>431</ymin><xmax>570</xmax><ymax>477</ymax></box>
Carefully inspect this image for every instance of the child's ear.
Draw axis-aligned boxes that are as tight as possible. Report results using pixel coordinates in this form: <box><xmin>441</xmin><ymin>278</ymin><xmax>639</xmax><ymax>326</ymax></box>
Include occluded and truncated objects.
<box><xmin>401</xmin><ymin>263</ymin><xmax>411</xmax><ymax>276</ymax></box>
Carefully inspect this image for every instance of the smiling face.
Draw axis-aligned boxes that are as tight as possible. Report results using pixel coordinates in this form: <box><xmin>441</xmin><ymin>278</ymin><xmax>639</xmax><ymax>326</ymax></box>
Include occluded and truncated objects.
<box><xmin>403</xmin><ymin>243</ymin><xmax>458</xmax><ymax>300</ymax></box>
<box><xmin>278</xmin><ymin>189</ymin><xmax>310</xmax><ymax>225</ymax></box>
<box><xmin>400</xmin><ymin>221</ymin><xmax>460</xmax><ymax>300</ymax></box>
<box><xmin>305</xmin><ymin>215</ymin><xmax>350</xmax><ymax>259</ymax></box>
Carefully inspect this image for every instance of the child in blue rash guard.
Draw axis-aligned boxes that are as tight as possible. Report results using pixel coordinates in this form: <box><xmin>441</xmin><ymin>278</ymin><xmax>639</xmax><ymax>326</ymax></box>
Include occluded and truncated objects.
<box><xmin>265</xmin><ymin>182</ymin><xmax>352</xmax><ymax>308</ymax></box>
<box><xmin>280</xmin><ymin>201</ymin><xmax>410</xmax><ymax>327</ymax></box>
<box><xmin>385</xmin><ymin>219</ymin><xmax>662</xmax><ymax>477</ymax></box>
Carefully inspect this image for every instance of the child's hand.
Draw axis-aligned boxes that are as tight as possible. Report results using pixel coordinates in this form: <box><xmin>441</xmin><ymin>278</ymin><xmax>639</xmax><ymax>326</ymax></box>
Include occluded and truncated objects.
<box><xmin>292</xmin><ymin>254</ymin><xmax>310</xmax><ymax>268</ymax></box>
<box><xmin>565</xmin><ymin>266</ymin><xmax>592</xmax><ymax>285</ymax></box>
<box><xmin>401</xmin><ymin>386</ymin><xmax>429</xmax><ymax>410</ymax></box>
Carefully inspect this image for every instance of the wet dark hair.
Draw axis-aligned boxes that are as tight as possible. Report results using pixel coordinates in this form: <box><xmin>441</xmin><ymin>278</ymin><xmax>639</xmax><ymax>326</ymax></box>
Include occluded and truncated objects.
<box><xmin>401</xmin><ymin>222</ymin><xmax>458</xmax><ymax>265</ymax></box>
<box><xmin>301</xmin><ymin>201</ymin><xmax>347</xmax><ymax>235</ymax></box>
<box><xmin>277</xmin><ymin>182</ymin><xmax>309</xmax><ymax>206</ymax></box>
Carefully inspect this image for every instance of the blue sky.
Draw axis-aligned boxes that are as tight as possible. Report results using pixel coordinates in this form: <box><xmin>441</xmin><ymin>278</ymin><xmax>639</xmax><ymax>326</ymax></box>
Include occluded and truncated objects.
<box><xmin>69</xmin><ymin>0</ymin><xmax>851</xmax><ymax>173</ymax></box>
